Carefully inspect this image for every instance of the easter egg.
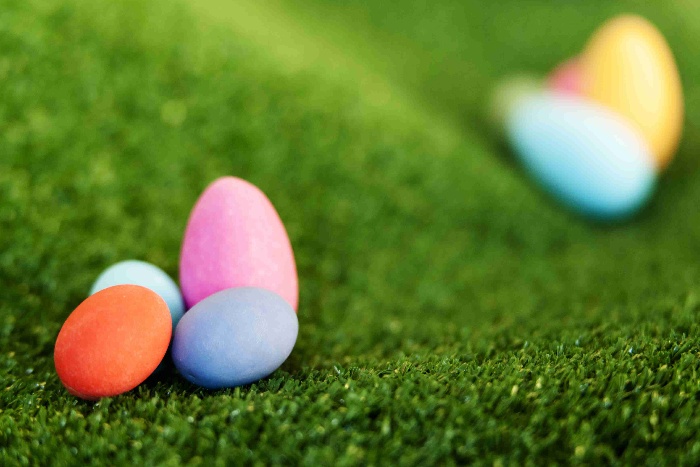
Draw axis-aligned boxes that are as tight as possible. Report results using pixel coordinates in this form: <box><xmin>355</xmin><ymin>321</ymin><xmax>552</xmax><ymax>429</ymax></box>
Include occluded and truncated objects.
<box><xmin>506</xmin><ymin>92</ymin><xmax>656</xmax><ymax>220</ymax></box>
<box><xmin>90</xmin><ymin>260</ymin><xmax>185</xmax><ymax>329</ymax></box>
<box><xmin>547</xmin><ymin>58</ymin><xmax>583</xmax><ymax>95</ymax></box>
<box><xmin>54</xmin><ymin>285</ymin><xmax>172</xmax><ymax>400</ymax></box>
<box><xmin>580</xmin><ymin>14</ymin><xmax>683</xmax><ymax>169</ymax></box>
<box><xmin>172</xmin><ymin>287</ymin><xmax>298</xmax><ymax>389</ymax></box>
<box><xmin>489</xmin><ymin>74</ymin><xmax>543</xmax><ymax>134</ymax></box>
<box><xmin>180</xmin><ymin>177</ymin><xmax>298</xmax><ymax>310</ymax></box>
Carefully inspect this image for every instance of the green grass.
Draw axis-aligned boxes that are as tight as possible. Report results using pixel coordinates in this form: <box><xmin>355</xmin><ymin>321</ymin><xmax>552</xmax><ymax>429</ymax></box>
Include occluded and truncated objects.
<box><xmin>3</xmin><ymin>0</ymin><xmax>700</xmax><ymax>463</ymax></box>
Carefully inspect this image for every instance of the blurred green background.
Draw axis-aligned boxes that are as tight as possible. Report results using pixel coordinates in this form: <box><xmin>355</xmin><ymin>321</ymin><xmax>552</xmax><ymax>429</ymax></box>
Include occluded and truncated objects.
<box><xmin>2</xmin><ymin>0</ymin><xmax>700</xmax><ymax>463</ymax></box>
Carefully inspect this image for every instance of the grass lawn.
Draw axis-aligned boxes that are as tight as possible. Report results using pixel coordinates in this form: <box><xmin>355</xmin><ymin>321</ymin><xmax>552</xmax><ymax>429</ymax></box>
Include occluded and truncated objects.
<box><xmin>3</xmin><ymin>0</ymin><xmax>700</xmax><ymax>463</ymax></box>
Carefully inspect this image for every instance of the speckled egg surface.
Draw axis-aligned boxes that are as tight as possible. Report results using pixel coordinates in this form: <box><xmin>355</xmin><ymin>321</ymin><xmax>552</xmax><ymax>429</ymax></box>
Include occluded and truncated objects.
<box><xmin>172</xmin><ymin>287</ymin><xmax>298</xmax><ymax>389</ymax></box>
<box><xmin>90</xmin><ymin>259</ymin><xmax>184</xmax><ymax>329</ymax></box>
<box><xmin>179</xmin><ymin>177</ymin><xmax>298</xmax><ymax>310</ymax></box>
<box><xmin>54</xmin><ymin>285</ymin><xmax>172</xmax><ymax>400</ymax></box>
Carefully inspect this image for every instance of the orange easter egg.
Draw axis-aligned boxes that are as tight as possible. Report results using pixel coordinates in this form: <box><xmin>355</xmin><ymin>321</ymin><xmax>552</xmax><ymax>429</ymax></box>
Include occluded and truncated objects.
<box><xmin>580</xmin><ymin>15</ymin><xmax>684</xmax><ymax>170</ymax></box>
<box><xmin>54</xmin><ymin>285</ymin><xmax>172</xmax><ymax>400</ymax></box>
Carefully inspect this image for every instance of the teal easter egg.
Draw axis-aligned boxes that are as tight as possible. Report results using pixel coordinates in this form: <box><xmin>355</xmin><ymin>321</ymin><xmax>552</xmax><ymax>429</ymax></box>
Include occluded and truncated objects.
<box><xmin>506</xmin><ymin>92</ymin><xmax>656</xmax><ymax>220</ymax></box>
<box><xmin>90</xmin><ymin>260</ymin><xmax>185</xmax><ymax>329</ymax></box>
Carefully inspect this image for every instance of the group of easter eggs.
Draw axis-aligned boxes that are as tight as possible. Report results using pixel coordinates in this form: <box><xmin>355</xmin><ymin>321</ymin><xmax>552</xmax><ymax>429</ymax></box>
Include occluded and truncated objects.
<box><xmin>54</xmin><ymin>177</ymin><xmax>299</xmax><ymax>399</ymax></box>
<box><xmin>53</xmin><ymin>13</ymin><xmax>681</xmax><ymax>400</ymax></box>
<box><xmin>495</xmin><ymin>14</ymin><xmax>683</xmax><ymax>220</ymax></box>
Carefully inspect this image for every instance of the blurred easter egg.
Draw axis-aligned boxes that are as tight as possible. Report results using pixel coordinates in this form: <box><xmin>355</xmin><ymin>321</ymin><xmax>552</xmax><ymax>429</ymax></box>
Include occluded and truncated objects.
<box><xmin>506</xmin><ymin>92</ymin><xmax>656</xmax><ymax>220</ymax></box>
<box><xmin>489</xmin><ymin>74</ymin><xmax>543</xmax><ymax>135</ymax></box>
<box><xmin>547</xmin><ymin>58</ymin><xmax>583</xmax><ymax>95</ymax></box>
<box><xmin>54</xmin><ymin>285</ymin><xmax>172</xmax><ymax>400</ymax></box>
<box><xmin>90</xmin><ymin>260</ymin><xmax>184</xmax><ymax>329</ymax></box>
<box><xmin>580</xmin><ymin>14</ymin><xmax>683</xmax><ymax>169</ymax></box>
<box><xmin>180</xmin><ymin>177</ymin><xmax>298</xmax><ymax>310</ymax></box>
<box><xmin>172</xmin><ymin>287</ymin><xmax>298</xmax><ymax>389</ymax></box>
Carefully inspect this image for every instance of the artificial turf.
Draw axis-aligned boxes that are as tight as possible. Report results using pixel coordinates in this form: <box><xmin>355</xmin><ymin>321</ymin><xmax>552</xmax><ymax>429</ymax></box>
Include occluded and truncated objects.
<box><xmin>2</xmin><ymin>0</ymin><xmax>700</xmax><ymax>464</ymax></box>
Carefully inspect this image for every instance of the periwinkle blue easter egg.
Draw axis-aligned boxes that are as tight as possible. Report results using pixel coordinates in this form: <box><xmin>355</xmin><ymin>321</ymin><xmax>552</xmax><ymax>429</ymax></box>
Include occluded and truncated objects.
<box><xmin>172</xmin><ymin>287</ymin><xmax>298</xmax><ymax>389</ymax></box>
<box><xmin>506</xmin><ymin>92</ymin><xmax>657</xmax><ymax>220</ymax></box>
<box><xmin>90</xmin><ymin>260</ymin><xmax>185</xmax><ymax>329</ymax></box>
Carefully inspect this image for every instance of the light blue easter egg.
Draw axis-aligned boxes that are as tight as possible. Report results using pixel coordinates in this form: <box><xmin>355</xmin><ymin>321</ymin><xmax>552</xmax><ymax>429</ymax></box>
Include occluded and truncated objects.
<box><xmin>506</xmin><ymin>92</ymin><xmax>657</xmax><ymax>220</ymax></box>
<box><xmin>90</xmin><ymin>260</ymin><xmax>185</xmax><ymax>329</ymax></box>
<box><xmin>172</xmin><ymin>287</ymin><xmax>298</xmax><ymax>389</ymax></box>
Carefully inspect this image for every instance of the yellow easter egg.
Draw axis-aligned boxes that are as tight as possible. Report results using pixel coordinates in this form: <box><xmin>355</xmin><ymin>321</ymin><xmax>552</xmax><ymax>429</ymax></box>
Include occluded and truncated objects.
<box><xmin>581</xmin><ymin>15</ymin><xmax>684</xmax><ymax>170</ymax></box>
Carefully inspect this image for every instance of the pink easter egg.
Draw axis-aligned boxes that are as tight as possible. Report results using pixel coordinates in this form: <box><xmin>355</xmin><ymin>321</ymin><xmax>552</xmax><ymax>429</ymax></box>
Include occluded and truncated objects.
<box><xmin>547</xmin><ymin>58</ymin><xmax>583</xmax><ymax>95</ymax></box>
<box><xmin>180</xmin><ymin>177</ymin><xmax>298</xmax><ymax>311</ymax></box>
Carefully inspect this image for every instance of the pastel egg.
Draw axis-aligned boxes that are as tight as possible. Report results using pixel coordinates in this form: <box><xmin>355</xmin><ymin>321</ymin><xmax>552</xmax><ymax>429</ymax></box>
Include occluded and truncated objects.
<box><xmin>180</xmin><ymin>177</ymin><xmax>298</xmax><ymax>310</ymax></box>
<box><xmin>506</xmin><ymin>92</ymin><xmax>656</xmax><ymax>220</ymax></box>
<box><xmin>547</xmin><ymin>57</ymin><xmax>583</xmax><ymax>95</ymax></box>
<box><xmin>54</xmin><ymin>285</ymin><xmax>172</xmax><ymax>400</ymax></box>
<box><xmin>489</xmin><ymin>74</ymin><xmax>544</xmax><ymax>134</ymax></box>
<box><xmin>172</xmin><ymin>287</ymin><xmax>298</xmax><ymax>389</ymax></box>
<box><xmin>90</xmin><ymin>260</ymin><xmax>185</xmax><ymax>329</ymax></box>
<box><xmin>580</xmin><ymin>14</ymin><xmax>684</xmax><ymax>169</ymax></box>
